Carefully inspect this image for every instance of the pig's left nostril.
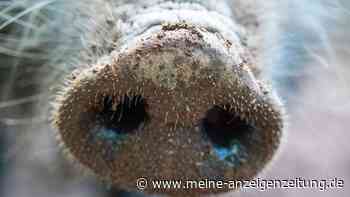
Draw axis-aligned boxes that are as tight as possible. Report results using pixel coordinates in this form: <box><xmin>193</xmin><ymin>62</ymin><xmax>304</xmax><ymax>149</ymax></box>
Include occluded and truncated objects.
<box><xmin>201</xmin><ymin>105</ymin><xmax>256</xmax><ymax>166</ymax></box>
<box><xmin>202</xmin><ymin>105</ymin><xmax>255</xmax><ymax>148</ymax></box>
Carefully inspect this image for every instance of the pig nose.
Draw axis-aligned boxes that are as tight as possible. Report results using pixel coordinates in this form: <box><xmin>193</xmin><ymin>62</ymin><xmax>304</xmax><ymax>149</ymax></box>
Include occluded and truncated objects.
<box><xmin>52</xmin><ymin>23</ymin><xmax>284</xmax><ymax>196</ymax></box>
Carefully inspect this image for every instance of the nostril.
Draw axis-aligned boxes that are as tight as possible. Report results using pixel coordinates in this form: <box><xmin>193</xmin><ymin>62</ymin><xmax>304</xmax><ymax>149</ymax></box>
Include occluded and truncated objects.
<box><xmin>202</xmin><ymin>105</ymin><xmax>255</xmax><ymax>147</ymax></box>
<box><xmin>96</xmin><ymin>94</ymin><xmax>149</xmax><ymax>138</ymax></box>
<box><xmin>201</xmin><ymin>105</ymin><xmax>255</xmax><ymax>166</ymax></box>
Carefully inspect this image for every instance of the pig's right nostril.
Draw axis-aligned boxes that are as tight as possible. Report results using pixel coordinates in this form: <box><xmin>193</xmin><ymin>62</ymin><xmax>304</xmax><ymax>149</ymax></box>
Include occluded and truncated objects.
<box><xmin>85</xmin><ymin>94</ymin><xmax>150</xmax><ymax>160</ymax></box>
<box><xmin>96</xmin><ymin>94</ymin><xmax>149</xmax><ymax>135</ymax></box>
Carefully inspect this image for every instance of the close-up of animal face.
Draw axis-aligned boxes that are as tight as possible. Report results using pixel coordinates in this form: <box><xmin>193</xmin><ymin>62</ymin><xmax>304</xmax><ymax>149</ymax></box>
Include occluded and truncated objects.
<box><xmin>0</xmin><ymin>0</ymin><xmax>349</xmax><ymax>197</ymax></box>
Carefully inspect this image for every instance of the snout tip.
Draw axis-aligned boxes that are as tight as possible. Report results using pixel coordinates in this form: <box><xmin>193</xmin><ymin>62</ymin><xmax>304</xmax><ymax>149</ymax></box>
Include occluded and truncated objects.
<box><xmin>52</xmin><ymin>23</ymin><xmax>284</xmax><ymax>196</ymax></box>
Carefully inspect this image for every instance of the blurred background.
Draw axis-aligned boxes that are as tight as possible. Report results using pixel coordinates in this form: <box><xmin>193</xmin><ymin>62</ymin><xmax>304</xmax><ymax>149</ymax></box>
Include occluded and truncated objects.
<box><xmin>0</xmin><ymin>0</ymin><xmax>349</xmax><ymax>196</ymax></box>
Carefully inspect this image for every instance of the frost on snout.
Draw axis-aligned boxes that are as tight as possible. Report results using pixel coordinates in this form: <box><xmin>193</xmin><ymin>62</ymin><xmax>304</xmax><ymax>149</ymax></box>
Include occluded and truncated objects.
<box><xmin>52</xmin><ymin>23</ymin><xmax>283</xmax><ymax>196</ymax></box>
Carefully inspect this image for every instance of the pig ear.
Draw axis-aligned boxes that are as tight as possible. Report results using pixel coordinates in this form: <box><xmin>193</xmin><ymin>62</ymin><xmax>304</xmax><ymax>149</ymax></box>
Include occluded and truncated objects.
<box><xmin>230</xmin><ymin>0</ymin><xmax>259</xmax><ymax>29</ymax></box>
<box><xmin>226</xmin><ymin>0</ymin><xmax>266</xmax><ymax>77</ymax></box>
